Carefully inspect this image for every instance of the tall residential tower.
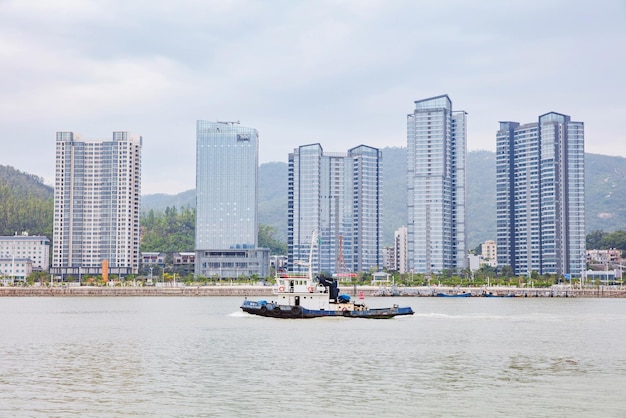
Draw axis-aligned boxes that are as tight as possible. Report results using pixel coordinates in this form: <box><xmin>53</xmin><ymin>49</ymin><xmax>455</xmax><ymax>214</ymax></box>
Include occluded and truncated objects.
<box><xmin>407</xmin><ymin>95</ymin><xmax>467</xmax><ymax>274</ymax></box>
<box><xmin>287</xmin><ymin>144</ymin><xmax>382</xmax><ymax>275</ymax></box>
<box><xmin>496</xmin><ymin>112</ymin><xmax>585</xmax><ymax>277</ymax></box>
<box><xmin>194</xmin><ymin>121</ymin><xmax>269</xmax><ymax>278</ymax></box>
<box><xmin>52</xmin><ymin>132</ymin><xmax>142</xmax><ymax>277</ymax></box>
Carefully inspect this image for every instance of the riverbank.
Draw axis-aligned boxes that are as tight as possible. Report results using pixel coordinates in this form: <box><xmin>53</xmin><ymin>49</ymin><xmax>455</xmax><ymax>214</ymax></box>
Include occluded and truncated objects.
<box><xmin>1</xmin><ymin>285</ymin><xmax>625</xmax><ymax>297</ymax></box>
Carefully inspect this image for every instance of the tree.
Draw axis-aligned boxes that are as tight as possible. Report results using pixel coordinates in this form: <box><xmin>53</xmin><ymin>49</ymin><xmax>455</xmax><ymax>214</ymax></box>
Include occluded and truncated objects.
<box><xmin>140</xmin><ymin>206</ymin><xmax>195</xmax><ymax>252</ymax></box>
<box><xmin>258</xmin><ymin>224</ymin><xmax>287</xmax><ymax>255</ymax></box>
<box><xmin>601</xmin><ymin>230</ymin><xmax>626</xmax><ymax>251</ymax></box>
<box><xmin>586</xmin><ymin>229</ymin><xmax>626</xmax><ymax>251</ymax></box>
<box><xmin>499</xmin><ymin>265</ymin><xmax>514</xmax><ymax>278</ymax></box>
<box><xmin>586</xmin><ymin>230</ymin><xmax>606</xmax><ymax>249</ymax></box>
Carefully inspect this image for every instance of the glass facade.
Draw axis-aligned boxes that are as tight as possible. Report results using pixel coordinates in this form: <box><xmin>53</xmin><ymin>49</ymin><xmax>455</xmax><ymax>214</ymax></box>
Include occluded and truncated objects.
<box><xmin>496</xmin><ymin>113</ymin><xmax>585</xmax><ymax>277</ymax></box>
<box><xmin>194</xmin><ymin>121</ymin><xmax>269</xmax><ymax>278</ymax></box>
<box><xmin>52</xmin><ymin>132</ymin><xmax>142</xmax><ymax>276</ymax></box>
<box><xmin>287</xmin><ymin>143</ymin><xmax>382</xmax><ymax>275</ymax></box>
<box><xmin>407</xmin><ymin>95</ymin><xmax>467</xmax><ymax>274</ymax></box>
<box><xmin>195</xmin><ymin>121</ymin><xmax>258</xmax><ymax>250</ymax></box>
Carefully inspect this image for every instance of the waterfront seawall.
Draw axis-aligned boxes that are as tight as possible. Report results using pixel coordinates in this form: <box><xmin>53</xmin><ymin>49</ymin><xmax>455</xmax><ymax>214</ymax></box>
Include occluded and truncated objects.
<box><xmin>0</xmin><ymin>286</ymin><xmax>274</xmax><ymax>297</ymax></box>
<box><xmin>0</xmin><ymin>286</ymin><xmax>625</xmax><ymax>297</ymax></box>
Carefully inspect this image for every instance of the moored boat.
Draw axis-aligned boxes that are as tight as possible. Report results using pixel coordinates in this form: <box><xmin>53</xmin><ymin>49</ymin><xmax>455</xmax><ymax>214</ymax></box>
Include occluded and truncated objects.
<box><xmin>482</xmin><ymin>292</ymin><xmax>517</xmax><ymax>298</ymax></box>
<box><xmin>435</xmin><ymin>292</ymin><xmax>471</xmax><ymax>297</ymax></box>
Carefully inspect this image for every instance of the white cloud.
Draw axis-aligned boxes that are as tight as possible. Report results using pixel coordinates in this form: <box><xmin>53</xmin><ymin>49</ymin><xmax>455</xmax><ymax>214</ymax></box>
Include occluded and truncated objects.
<box><xmin>1</xmin><ymin>0</ymin><xmax>625</xmax><ymax>194</ymax></box>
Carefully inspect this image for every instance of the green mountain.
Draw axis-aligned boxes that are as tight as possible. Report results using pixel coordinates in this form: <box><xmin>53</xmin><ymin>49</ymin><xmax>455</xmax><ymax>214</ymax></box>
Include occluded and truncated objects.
<box><xmin>143</xmin><ymin>149</ymin><xmax>626</xmax><ymax>249</ymax></box>
<box><xmin>467</xmin><ymin>150</ymin><xmax>497</xmax><ymax>248</ymax></box>
<box><xmin>141</xmin><ymin>162</ymin><xmax>289</xmax><ymax>242</ymax></box>
<box><xmin>584</xmin><ymin>153</ymin><xmax>626</xmax><ymax>233</ymax></box>
<box><xmin>0</xmin><ymin>165</ymin><xmax>53</xmax><ymax>200</ymax></box>
<box><xmin>4</xmin><ymin>150</ymin><xmax>622</xmax><ymax>254</ymax></box>
<box><xmin>0</xmin><ymin>165</ymin><xmax>54</xmax><ymax>237</ymax></box>
<box><xmin>141</xmin><ymin>189</ymin><xmax>196</xmax><ymax>213</ymax></box>
<box><xmin>462</xmin><ymin>151</ymin><xmax>626</xmax><ymax>247</ymax></box>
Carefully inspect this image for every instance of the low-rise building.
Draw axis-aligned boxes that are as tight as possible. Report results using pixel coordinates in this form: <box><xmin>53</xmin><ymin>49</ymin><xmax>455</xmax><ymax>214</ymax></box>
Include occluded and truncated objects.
<box><xmin>0</xmin><ymin>233</ymin><xmax>50</xmax><ymax>271</ymax></box>
<box><xmin>0</xmin><ymin>258</ymin><xmax>33</xmax><ymax>281</ymax></box>
<box><xmin>480</xmin><ymin>240</ymin><xmax>498</xmax><ymax>268</ymax></box>
<box><xmin>270</xmin><ymin>255</ymin><xmax>287</xmax><ymax>271</ymax></box>
<box><xmin>582</xmin><ymin>269</ymin><xmax>623</xmax><ymax>284</ymax></box>
<box><xmin>467</xmin><ymin>254</ymin><xmax>481</xmax><ymax>272</ymax></box>
<box><xmin>586</xmin><ymin>249</ymin><xmax>622</xmax><ymax>265</ymax></box>
<box><xmin>381</xmin><ymin>227</ymin><xmax>409</xmax><ymax>274</ymax></box>
<box><xmin>371</xmin><ymin>271</ymin><xmax>391</xmax><ymax>286</ymax></box>
<box><xmin>140</xmin><ymin>252</ymin><xmax>166</xmax><ymax>267</ymax></box>
<box><xmin>172</xmin><ymin>252</ymin><xmax>195</xmax><ymax>275</ymax></box>
<box><xmin>382</xmin><ymin>246</ymin><xmax>395</xmax><ymax>272</ymax></box>
<box><xmin>173</xmin><ymin>252</ymin><xmax>195</xmax><ymax>265</ymax></box>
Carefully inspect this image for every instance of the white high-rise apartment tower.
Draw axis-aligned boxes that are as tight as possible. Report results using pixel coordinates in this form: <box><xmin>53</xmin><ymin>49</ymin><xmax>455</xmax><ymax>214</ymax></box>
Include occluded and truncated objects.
<box><xmin>407</xmin><ymin>95</ymin><xmax>467</xmax><ymax>274</ymax></box>
<box><xmin>52</xmin><ymin>132</ymin><xmax>142</xmax><ymax>277</ymax></box>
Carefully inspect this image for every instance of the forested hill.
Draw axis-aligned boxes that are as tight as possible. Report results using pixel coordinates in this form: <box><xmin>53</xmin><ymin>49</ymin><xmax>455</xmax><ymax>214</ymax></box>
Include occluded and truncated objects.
<box><xmin>3</xmin><ymin>150</ymin><xmax>623</xmax><ymax>251</ymax></box>
<box><xmin>0</xmin><ymin>165</ymin><xmax>53</xmax><ymax>199</ymax></box>
<box><xmin>0</xmin><ymin>165</ymin><xmax>54</xmax><ymax>237</ymax></box>
<box><xmin>142</xmin><ymin>149</ymin><xmax>626</xmax><ymax>249</ymax></box>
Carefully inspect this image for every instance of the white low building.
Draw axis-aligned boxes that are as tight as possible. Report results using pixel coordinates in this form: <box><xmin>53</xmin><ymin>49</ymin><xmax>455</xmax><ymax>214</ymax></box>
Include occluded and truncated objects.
<box><xmin>0</xmin><ymin>233</ymin><xmax>50</xmax><ymax>271</ymax></box>
<box><xmin>0</xmin><ymin>258</ymin><xmax>33</xmax><ymax>280</ymax></box>
<box><xmin>582</xmin><ymin>269</ymin><xmax>623</xmax><ymax>284</ymax></box>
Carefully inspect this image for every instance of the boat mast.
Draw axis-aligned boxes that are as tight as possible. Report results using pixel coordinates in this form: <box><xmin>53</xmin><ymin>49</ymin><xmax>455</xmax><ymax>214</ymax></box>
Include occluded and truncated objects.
<box><xmin>308</xmin><ymin>231</ymin><xmax>317</xmax><ymax>281</ymax></box>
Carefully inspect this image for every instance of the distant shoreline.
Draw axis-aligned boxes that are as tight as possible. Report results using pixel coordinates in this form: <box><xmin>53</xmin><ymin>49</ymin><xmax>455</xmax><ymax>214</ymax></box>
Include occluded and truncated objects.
<box><xmin>0</xmin><ymin>285</ymin><xmax>625</xmax><ymax>298</ymax></box>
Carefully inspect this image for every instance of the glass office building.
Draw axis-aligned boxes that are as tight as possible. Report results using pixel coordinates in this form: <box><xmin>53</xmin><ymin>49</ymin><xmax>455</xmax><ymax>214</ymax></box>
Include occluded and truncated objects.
<box><xmin>287</xmin><ymin>144</ymin><xmax>382</xmax><ymax>275</ymax></box>
<box><xmin>195</xmin><ymin>121</ymin><xmax>269</xmax><ymax>278</ymax></box>
<box><xmin>52</xmin><ymin>132</ymin><xmax>142</xmax><ymax>277</ymax></box>
<box><xmin>496</xmin><ymin>112</ymin><xmax>585</xmax><ymax>277</ymax></box>
<box><xmin>407</xmin><ymin>95</ymin><xmax>467</xmax><ymax>274</ymax></box>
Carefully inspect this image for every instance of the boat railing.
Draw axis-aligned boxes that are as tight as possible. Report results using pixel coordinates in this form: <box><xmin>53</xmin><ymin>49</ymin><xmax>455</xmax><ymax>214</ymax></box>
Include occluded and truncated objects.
<box><xmin>274</xmin><ymin>276</ymin><xmax>325</xmax><ymax>294</ymax></box>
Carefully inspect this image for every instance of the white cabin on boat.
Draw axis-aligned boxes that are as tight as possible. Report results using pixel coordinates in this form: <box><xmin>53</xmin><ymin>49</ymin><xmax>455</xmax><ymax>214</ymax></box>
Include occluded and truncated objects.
<box><xmin>273</xmin><ymin>274</ymin><xmax>353</xmax><ymax>312</ymax></box>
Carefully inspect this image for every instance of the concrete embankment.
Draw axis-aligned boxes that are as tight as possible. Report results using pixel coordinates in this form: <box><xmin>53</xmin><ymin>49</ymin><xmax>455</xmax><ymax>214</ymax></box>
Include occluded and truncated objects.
<box><xmin>0</xmin><ymin>285</ymin><xmax>625</xmax><ymax>297</ymax></box>
<box><xmin>0</xmin><ymin>286</ymin><xmax>381</xmax><ymax>297</ymax></box>
<box><xmin>0</xmin><ymin>286</ymin><xmax>274</xmax><ymax>297</ymax></box>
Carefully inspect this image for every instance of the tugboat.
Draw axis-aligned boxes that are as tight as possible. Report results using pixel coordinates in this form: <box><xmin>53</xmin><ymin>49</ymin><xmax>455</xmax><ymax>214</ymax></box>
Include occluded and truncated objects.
<box><xmin>240</xmin><ymin>272</ymin><xmax>414</xmax><ymax>319</ymax></box>
<box><xmin>240</xmin><ymin>232</ymin><xmax>413</xmax><ymax>319</ymax></box>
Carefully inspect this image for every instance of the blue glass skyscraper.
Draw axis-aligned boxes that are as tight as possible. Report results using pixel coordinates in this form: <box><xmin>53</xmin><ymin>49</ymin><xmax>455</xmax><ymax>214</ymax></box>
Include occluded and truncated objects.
<box><xmin>195</xmin><ymin>121</ymin><xmax>269</xmax><ymax>278</ymax></box>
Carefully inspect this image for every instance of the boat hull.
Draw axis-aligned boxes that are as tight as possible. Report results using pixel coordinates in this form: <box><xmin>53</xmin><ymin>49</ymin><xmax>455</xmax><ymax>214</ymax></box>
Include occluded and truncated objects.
<box><xmin>241</xmin><ymin>300</ymin><xmax>414</xmax><ymax>319</ymax></box>
<box><xmin>482</xmin><ymin>293</ymin><xmax>517</xmax><ymax>297</ymax></box>
<box><xmin>436</xmin><ymin>292</ymin><xmax>471</xmax><ymax>297</ymax></box>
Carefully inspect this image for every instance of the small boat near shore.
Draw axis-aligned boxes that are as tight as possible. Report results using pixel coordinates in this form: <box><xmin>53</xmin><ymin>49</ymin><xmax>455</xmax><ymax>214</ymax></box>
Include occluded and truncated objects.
<box><xmin>482</xmin><ymin>292</ymin><xmax>517</xmax><ymax>298</ymax></box>
<box><xmin>241</xmin><ymin>273</ymin><xmax>414</xmax><ymax>319</ymax></box>
<box><xmin>436</xmin><ymin>291</ymin><xmax>471</xmax><ymax>298</ymax></box>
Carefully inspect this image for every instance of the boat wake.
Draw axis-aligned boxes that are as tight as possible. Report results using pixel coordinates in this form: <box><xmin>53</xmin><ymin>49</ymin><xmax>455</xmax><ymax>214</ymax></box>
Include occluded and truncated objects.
<box><xmin>228</xmin><ymin>311</ymin><xmax>251</xmax><ymax>317</ymax></box>
<box><xmin>414</xmin><ymin>313</ymin><xmax>510</xmax><ymax>320</ymax></box>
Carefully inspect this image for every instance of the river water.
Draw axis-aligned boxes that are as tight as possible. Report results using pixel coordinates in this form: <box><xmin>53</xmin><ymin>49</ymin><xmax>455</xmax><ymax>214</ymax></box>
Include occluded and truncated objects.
<box><xmin>1</xmin><ymin>296</ymin><xmax>624</xmax><ymax>417</ymax></box>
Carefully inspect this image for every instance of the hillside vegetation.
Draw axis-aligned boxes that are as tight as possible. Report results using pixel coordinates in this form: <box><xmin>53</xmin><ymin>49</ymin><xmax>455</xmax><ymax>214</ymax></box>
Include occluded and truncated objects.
<box><xmin>0</xmin><ymin>165</ymin><xmax>54</xmax><ymax>237</ymax></box>
<box><xmin>3</xmin><ymin>149</ymin><xmax>625</xmax><ymax>255</ymax></box>
<box><xmin>143</xmin><ymin>149</ymin><xmax>626</xmax><ymax>249</ymax></box>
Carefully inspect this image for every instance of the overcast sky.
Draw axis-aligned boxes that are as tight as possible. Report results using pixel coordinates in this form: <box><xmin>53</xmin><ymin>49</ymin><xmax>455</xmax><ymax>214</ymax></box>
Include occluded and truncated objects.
<box><xmin>1</xmin><ymin>0</ymin><xmax>625</xmax><ymax>195</ymax></box>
